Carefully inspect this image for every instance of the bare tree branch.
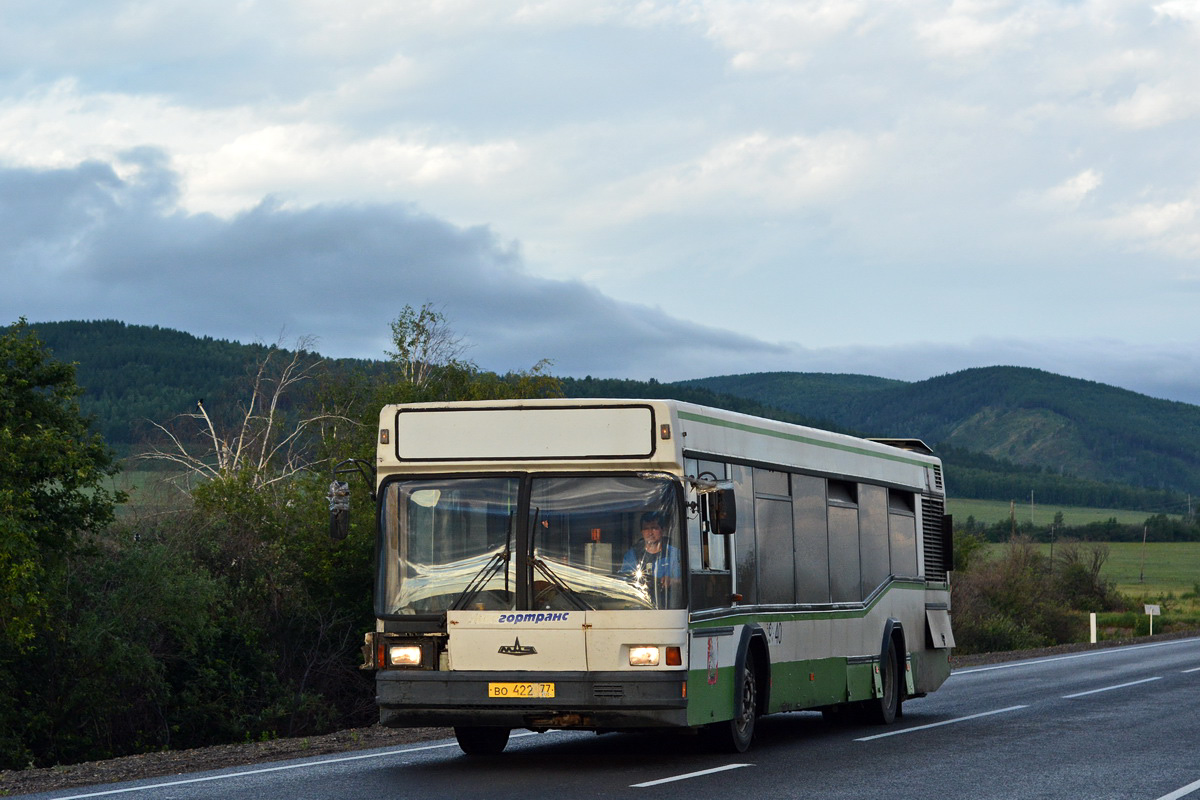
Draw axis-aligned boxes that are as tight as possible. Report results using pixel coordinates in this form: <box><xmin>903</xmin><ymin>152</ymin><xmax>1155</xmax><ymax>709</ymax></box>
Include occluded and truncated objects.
<box><xmin>140</xmin><ymin>336</ymin><xmax>358</xmax><ymax>488</ymax></box>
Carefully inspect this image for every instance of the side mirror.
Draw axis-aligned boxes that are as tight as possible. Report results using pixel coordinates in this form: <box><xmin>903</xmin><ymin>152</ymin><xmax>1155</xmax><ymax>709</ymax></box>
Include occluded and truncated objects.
<box><xmin>328</xmin><ymin>480</ymin><xmax>350</xmax><ymax>541</ymax></box>
<box><xmin>713</xmin><ymin>487</ymin><xmax>737</xmax><ymax>535</ymax></box>
<box><xmin>699</xmin><ymin>484</ymin><xmax>736</xmax><ymax>536</ymax></box>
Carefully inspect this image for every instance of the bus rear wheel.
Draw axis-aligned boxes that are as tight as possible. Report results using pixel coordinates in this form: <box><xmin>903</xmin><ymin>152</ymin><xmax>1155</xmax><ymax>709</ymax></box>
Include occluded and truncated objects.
<box><xmin>454</xmin><ymin>726</ymin><xmax>510</xmax><ymax>755</ymax></box>
<box><xmin>868</xmin><ymin>640</ymin><xmax>901</xmax><ymax>725</ymax></box>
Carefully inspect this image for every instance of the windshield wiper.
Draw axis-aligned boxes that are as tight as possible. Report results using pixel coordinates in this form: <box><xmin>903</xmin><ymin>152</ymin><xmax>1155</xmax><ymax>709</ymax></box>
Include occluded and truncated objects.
<box><xmin>452</xmin><ymin>510</ymin><xmax>514</xmax><ymax>611</ymax></box>
<box><xmin>451</xmin><ymin>549</ymin><xmax>510</xmax><ymax>610</ymax></box>
<box><xmin>530</xmin><ymin>556</ymin><xmax>591</xmax><ymax>611</ymax></box>
<box><xmin>526</xmin><ymin>505</ymin><xmax>590</xmax><ymax>611</ymax></box>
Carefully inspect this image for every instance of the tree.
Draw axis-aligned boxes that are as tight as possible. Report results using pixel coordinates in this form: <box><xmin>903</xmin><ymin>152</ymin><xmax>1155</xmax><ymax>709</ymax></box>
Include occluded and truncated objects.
<box><xmin>381</xmin><ymin>303</ymin><xmax>562</xmax><ymax>406</ymax></box>
<box><xmin>142</xmin><ymin>336</ymin><xmax>355</xmax><ymax>489</ymax></box>
<box><xmin>0</xmin><ymin>319</ymin><xmax>125</xmax><ymax>650</ymax></box>
<box><xmin>386</xmin><ymin>302</ymin><xmax>467</xmax><ymax>392</ymax></box>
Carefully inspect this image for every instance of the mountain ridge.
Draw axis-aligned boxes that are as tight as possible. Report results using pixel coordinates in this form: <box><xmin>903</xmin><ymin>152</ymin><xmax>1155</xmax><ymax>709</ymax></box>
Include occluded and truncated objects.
<box><xmin>678</xmin><ymin>367</ymin><xmax>1200</xmax><ymax>494</ymax></box>
<box><xmin>19</xmin><ymin>319</ymin><xmax>1200</xmax><ymax>505</ymax></box>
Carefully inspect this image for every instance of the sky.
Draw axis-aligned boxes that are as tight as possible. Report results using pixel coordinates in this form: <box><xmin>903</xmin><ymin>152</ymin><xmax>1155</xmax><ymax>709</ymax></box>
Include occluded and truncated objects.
<box><xmin>3</xmin><ymin>1</ymin><xmax>1200</xmax><ymax>404</ymax></box>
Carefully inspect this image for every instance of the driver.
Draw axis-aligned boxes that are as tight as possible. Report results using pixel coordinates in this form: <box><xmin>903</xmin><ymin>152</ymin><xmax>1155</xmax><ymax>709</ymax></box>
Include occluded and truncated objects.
<box><xmin>620</xmin><ymin>512</ymin><xmax>681</xmax><ymax>587</ymax></box>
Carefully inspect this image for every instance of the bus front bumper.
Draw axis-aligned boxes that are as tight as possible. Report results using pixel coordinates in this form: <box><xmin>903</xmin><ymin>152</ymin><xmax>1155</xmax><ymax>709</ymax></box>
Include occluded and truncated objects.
<box><xmin>377</xmin><ymin>670</ymin><xmax>689</xmax><ymax>730</ymax></box>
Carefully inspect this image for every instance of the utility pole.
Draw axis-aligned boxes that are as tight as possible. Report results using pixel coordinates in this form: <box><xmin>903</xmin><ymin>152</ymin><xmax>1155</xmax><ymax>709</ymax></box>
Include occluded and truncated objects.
<box><xmin>1139</xmin><ymin>524</ymin><xmax>1148</xmax><ymax>584</ymax></box>
<box><xmin>1049</xmin><ymin>519</ymin><xmax>1056</xmax><ymax>578</ymax></box>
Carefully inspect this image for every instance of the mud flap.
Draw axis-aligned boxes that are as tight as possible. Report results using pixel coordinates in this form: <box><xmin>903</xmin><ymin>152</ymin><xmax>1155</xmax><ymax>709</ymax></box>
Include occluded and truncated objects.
<box><xmin>925</xmin><ymin>608</ymin><xmax>956</xmax><ymax>649</ymax></box>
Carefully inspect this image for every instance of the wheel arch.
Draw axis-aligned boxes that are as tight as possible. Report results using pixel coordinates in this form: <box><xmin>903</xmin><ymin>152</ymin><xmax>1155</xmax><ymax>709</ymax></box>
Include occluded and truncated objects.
<box><xmin>735</xmin><ymin>624</ymin><xmax>771</xmax><ymax>716</ymax></box>
<box><xmin>879</xmin><ymin>617</ymin><xmax>907</xmax><ymax>697</ymax></box>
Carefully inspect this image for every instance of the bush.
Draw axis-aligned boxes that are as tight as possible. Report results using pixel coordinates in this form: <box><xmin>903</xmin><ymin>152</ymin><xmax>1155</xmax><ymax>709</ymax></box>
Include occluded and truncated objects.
<box><xmin>951</xmin><ymin>536</ymin><xmax>1126</xmax><ymax>654</ymax></box>
<box><xmin>953</xmin><ymin>614</ymin><xmax>1047</xmax><ymax>654</ymax></box>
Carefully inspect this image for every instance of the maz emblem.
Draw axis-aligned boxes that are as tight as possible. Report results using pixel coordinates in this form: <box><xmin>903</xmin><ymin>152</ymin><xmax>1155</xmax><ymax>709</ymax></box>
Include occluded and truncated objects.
<box><xmin>498</xmin><ymin>637</ymin><xmax>537</xmax><ymax>656</ymax></box>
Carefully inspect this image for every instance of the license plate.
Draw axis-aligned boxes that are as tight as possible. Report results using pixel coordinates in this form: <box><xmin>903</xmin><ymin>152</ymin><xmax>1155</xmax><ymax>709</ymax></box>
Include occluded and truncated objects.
<box><xmin>488</xmin><ymin>682</ymin><xmax>555</xmax><ymax>699</ymax></box>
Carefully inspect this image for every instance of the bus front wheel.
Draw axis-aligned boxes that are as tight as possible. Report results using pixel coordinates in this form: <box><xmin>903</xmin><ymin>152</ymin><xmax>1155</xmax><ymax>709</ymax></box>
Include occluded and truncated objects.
<box><xmin>454</xmin><ymin>726</ymin><xmax>510</xmax><ymax>755</ymax></box>
<box><xmin>719</xmin><ymin>652</ymin><xmax>758</xmax><ymax>752</ymax></box>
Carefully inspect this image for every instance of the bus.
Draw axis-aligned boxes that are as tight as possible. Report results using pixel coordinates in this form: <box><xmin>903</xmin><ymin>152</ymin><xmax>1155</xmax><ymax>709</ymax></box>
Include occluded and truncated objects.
<box><xmin>331</xmin><ymin>398</ymin><xmax>955</xmax><ymax>754</ymax></box>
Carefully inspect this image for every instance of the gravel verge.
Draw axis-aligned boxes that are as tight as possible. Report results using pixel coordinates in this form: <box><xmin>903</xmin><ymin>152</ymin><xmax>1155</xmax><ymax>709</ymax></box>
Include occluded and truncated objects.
<box><xmin>0</xmin><ymin>726</ymin><xmax>453</xmax><ymax>797</ymax></box>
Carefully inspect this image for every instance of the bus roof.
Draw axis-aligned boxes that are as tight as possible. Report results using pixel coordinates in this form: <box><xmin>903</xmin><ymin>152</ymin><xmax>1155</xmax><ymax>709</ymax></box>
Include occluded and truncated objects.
<box><xmin>376</xmin><ymin>398</ymin><xmax>942</xmax><ymax>493</ymax></box>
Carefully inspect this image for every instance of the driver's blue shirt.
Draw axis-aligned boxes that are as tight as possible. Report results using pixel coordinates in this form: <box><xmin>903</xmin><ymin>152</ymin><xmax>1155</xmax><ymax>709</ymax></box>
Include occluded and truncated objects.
<box><xmin>620</xmin><ymin>544</ymin><xmax>681</xmax><ymax>581</ymax></box>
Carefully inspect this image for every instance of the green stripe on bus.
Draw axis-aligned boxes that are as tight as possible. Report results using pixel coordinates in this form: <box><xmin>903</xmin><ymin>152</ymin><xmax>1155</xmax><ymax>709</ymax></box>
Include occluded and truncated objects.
<box><xmin>686</xmin><ymin>657</ymin><xmax>882</xmax><ymax>724</ymax></box>
<box><xmin>677</xmin><ymin>410</ymin><xmax>933</xmax><ymax>468</ymax></box>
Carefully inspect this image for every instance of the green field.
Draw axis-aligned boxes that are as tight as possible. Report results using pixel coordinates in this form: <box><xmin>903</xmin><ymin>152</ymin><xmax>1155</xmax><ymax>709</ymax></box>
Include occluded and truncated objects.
<box><xmin>948</xmin><ymin>498</ymin><xmax>1164</xmax><ymax>528</ymax></box>
<box><xmin>104</xmin><ymin>468</ymin><xmax>186</xmax><ymax>514</ymax></box>
<box><xmin>980</xmin><ymin>541</ymin><xmax>1200</xmax><ymax>597</ymax></box>
<box><xmin>1100</xmin><ymin>542</ymin><xmax>1200</xmax><ymax>598</ymax></box>
<box><xmin>980</xmin><ymin>540</ymin><xmax>1200</xmax><ymax>638</ymax></box>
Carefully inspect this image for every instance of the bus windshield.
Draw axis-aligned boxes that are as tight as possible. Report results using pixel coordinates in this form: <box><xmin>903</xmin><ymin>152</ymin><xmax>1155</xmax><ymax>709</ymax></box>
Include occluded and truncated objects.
<box><xmin>378</xmin><ymin>474</ymin><xmax>683</xmax><ymax>615</ymax></box>
<box><xmin>529</xmin><ymin>475</ymin><xmax>682</xmax><ymax>611</ymax></box>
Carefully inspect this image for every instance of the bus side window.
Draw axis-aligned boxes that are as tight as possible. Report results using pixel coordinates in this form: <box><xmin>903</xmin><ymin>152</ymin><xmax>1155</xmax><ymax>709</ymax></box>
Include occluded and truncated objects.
<box><xmin>686</xmin><ymin>459</ymin><xmax>730</xmax><ymax>572</ymax></box>
<box><xmin>859</xmin><ymin>484</ymin><xmax>890</xmax><ymax>598</ymax></box>
<box><xmin>793</xmin><ymin>474</ymin><xmax>830</xmax><ymax>603</ymax></box>
<box><xmin>888</xmin><ymin>489</ymin><xmax>918</xmax><ymax>577</ymax></box>
<box><xmin>827</xmin><ymin>480</ymin><xmax>861</xmax><ymax>603</ymax></box>
<box><xmin>754</xmin><ymin>467</ymin><xmax>793</xmax><ymax>605</ymax></box>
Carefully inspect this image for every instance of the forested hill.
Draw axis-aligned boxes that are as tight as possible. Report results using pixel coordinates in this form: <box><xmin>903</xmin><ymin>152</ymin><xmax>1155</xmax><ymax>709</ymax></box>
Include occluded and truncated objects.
<box><xmin>677</xmin><ymin>368</ymin><xmax>1200</xmax><ymax>496</ymax></box>
<box><xmin>20</xmin><ymin>320</ymin><xmax>1200</xmax><ymax>508</ymax></box>
<box><xmin>26</xmin><ymin>320</ymin><xmax>382</xmax><ymax>456</ymax></box>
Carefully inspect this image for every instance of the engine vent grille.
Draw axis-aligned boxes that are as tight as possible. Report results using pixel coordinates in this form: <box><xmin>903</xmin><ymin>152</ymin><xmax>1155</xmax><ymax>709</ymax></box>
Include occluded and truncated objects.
<box><xmin>922</xmin><ymin>495</ymin><xmax>948</xmax><ymax>582</ymax></box>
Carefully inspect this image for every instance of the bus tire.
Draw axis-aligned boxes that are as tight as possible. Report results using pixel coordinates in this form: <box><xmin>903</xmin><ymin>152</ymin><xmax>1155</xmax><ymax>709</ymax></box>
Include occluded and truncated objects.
<box><xmin>454</xmin><ymin>726</ymin><xmax>510</xmax><ymax>755</ymax></box>
<box><xmin>869</xmin><ymin>639</ymin><xmax>901</xmax><ymax>725</ymax></box>
<box><xmin>723</xmin><ymin>651</ymin><xmax>759</xmax><ymax>752</ymax></box>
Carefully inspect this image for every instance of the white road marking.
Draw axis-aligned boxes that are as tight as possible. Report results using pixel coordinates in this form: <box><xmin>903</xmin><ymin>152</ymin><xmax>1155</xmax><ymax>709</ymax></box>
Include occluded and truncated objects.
<box><xmin>853</xmin><ymin>705</ymin><xmax>1029</xmax><ymax>741</ymax></box>
<box><xmin>38</xmin><ymin>640</ymin><xmax>1200</xmax><ymax>799</ymax></box>
<box><xmin>1155</xmin><ymin>776</ymin><xmax>1200</xmax><ymax>800</ymax></box>
<box><xmin>1062</xmin><ymin>676</ymin><xmax>1161</xmax><ymax>699</ymax></box>
<box><xmin>46</xmin><ymin>733</ymin><xmax>547</xmax><ymax>799</ymax></box>
<box><xmin>952</xmin><ymin>637</ymin><xmax>1200</xmax><ymax>676</ymax></box>
<box><xmin>631</xmin><ymin>764</ymin><xmax>753</xmax><ymax>787</ymax></box>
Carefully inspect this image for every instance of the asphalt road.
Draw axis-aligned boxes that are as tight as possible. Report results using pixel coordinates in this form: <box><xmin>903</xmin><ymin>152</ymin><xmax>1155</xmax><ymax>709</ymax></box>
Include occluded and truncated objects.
<box><xmin>22</xmin><ymin>636</ymin><xmax>1200</xmax><ymax>800</ymax></box>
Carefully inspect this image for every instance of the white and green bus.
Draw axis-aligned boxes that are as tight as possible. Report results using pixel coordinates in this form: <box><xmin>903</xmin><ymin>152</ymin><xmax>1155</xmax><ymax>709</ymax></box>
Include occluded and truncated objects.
<box><xmin>336</xmin><ymin>398</ymin><xmax>955</xmax><ymax>754</ymax></box>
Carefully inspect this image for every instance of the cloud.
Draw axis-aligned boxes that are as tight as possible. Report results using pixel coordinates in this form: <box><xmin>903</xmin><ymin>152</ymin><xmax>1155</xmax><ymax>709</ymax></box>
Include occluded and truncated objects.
<box><xmin>602</xmin><ymin>131</ymin><xmax>878</xmax><ymax>222</ymax></box>
<box><xmin>1100</xmin><ymin>194</ymin><xmax>1200</xmax><ymax>259</ymax></box>
<box><xmin>6</xmin><ymin>3</ymin><xmax>1200</xmax><ymax>409</ymax></box>
<box><xmin>1043</xmin><ymin>168</ymin><xmax>1104</xmax><ymax>209</ymax></box>
<box><xmin>0</xmin><ymin>152</ymin><xmax>788</xmax><ymax>377</ymax></box>
<box><xmin>1109</xmin><ymin>80</ymin><xmax>1200</xmax><ymax>129</ymax></box>
<box><xmin>5</xmin><ymin>154</ymin><xmax>1200</xmax><ymax>408</ymax></box>
<box><xmin>688</xmin><ymin>1</ymin><xmax>872</xmax><ymax>71</ymax></box>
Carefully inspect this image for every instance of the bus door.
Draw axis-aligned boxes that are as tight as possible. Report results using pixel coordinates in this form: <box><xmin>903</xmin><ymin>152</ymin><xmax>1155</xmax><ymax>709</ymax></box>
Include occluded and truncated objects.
<box><xmin>686</xmin><ymin>458</ymin><xmax>733</xmax><ymax>611</ymax></box>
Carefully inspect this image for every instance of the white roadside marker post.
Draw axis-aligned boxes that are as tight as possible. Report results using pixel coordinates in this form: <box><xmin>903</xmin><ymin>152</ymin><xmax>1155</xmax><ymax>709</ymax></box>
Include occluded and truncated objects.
<box><xmin>1144</xmin><ymin>604</ymin><xmax>1161</xmax><ymax>636</ymax></box>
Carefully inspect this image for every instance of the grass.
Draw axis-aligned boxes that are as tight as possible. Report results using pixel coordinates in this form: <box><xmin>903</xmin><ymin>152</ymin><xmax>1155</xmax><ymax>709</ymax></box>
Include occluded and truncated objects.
<box><xmin>948</xmin><ymin>498</ymin><xmax>1163</xmax><ymax>528</ymax></box>
<box><xmin>1100</xmin><ymin>541</ymin><xmax>1200</xmax><ymax>599</ymax></box>
<box><xmin>980</xmin><ymin>540</ymin><xmax>1200</xmax><ymax>637</ymax></box>
<box><xmin>105</xmin><ymin>467</ymin><xmax>188</xmax><ymax>516</ymax></box>
<box><xmin>979</xmin><ymin>541</ymin><xmax>1200</xmax><ymax>599</ymax></box>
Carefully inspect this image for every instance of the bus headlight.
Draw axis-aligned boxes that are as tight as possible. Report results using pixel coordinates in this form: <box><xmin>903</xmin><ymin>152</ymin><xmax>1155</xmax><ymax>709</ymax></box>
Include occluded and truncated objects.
<box><xmin>629</xmin><ymin>646</ymin><xmax>660</xmax><ymax>666</ymax></box>
<box><xmin>388</xmin><ymin>644</ymin><xmax>424</xmax><ymax>667</ymax></box>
